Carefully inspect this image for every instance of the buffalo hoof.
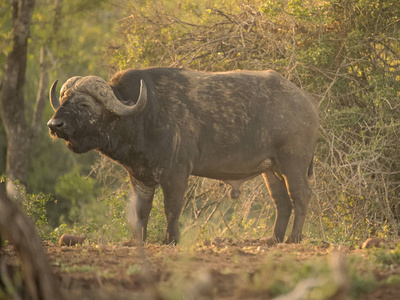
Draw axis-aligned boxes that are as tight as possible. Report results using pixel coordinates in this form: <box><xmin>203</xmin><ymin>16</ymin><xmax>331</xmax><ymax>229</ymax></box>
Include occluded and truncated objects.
<box><xmin>285</xmin><ymin>235</ymin><xmax>302</xmax><ymax>244</ymax></box>
<box><xmin>163</xmin><ymin>239</ymin><xmax>178</xmax><ymax>246</ymax></box>
<box><xmin>163</xmin><ymin>234</ymin><xmax>179</xmax><ymax>245</ymax></box>
<box><xmin>122</xmin><ymin>238</ymin><xmax>144</xmax><ymax>247</ymax></box>
<box><xmin>259</xmin><ymin>236</ymin><xmax>278</xmax><ymax>246</ymax></box>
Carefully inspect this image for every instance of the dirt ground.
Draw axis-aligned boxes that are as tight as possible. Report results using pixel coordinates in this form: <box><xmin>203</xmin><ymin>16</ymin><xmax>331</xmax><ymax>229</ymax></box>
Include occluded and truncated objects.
<box><xmin>2</xmin><ymin>239</ymin><xmax>400</xmax><ymax>300</ymax></box>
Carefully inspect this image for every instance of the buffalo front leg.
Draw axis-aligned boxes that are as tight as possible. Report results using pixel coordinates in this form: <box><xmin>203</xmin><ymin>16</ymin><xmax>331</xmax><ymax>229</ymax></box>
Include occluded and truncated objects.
<box><xmin>160</xmin><ymin>169</ymin><xmax>190</xmax><ymax>244</ymax></box>
<box><xmin>263</xmin><ymin>171</ymin><xmax>292</xmax><ymax>243</ymax></box>
<box><xmin>128</xmin><ymin>176</ymin><xmax>156</xmax><ymax>243</ymax></box>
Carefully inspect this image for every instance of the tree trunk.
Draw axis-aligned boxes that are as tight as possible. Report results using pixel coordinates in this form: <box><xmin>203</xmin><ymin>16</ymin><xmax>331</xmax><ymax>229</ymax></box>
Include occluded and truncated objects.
<box><xmin>0</xmin><ymin>191</ymin><xmax>63</xmax><ymax>300</ymax></box>
<box><xmin>32</xmin><ymin>46</ymin><xmax>49</xmax><ymax>133</ymax></box>
<box><xmin>1</xmin><ymin>0</ymin><xmax>36</xmax><ymax>199</ymax></box>
<box><xmin>32</xmin><ymin>0</ymin><xmax>64</xmax><ymax>134</ymax></box>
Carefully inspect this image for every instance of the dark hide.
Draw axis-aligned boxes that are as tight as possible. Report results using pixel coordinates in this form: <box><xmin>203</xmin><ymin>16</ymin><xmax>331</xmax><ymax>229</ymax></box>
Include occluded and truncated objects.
<box><xmin>48</xmin><ymin>68</ymin><xmax>319</xmax><ymax>244</ymax></box>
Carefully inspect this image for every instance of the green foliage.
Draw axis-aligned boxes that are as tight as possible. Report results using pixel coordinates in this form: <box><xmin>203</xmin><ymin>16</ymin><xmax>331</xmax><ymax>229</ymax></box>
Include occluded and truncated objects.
<box><xmin>100</xmin><ymin>189</ymin><xmax>131</xmax><ymax>242</ymax></box>
<box><xmin>55</xmin><ymin>166</ymin><xmax>98</xmax><ymax>224</ymax></box>
<box><xmin>0</xmin><ymin>176</ymin><xmax>55</xmax><ymax>238</ymax></box>
<box><xmin>0</xmin><ymin>3</ymin><xmax>11</xmax><ymax>176</ymax></box>
<box><xmin>247</xmin><ymin>255</ymin><xmax>336</xmax><ymax>299</ymax></box>
<box><xmin>21</xmin><ymin>191</ymin><xmax>55</xmax><ymax>236</ymax></box>
<box><xmin>49</xmin><ymin>166</ymin><xmax>132</xmax><ymax>243</ymax></box>
<box><xmin>0</xmin><ymin>1</ymin><xmax>12</xmax><ymax>77</ymax></box>
<box><xmin>368</xmin><ymin>244</ymin><xmax>400</xmax><ymax>269</ymax></box>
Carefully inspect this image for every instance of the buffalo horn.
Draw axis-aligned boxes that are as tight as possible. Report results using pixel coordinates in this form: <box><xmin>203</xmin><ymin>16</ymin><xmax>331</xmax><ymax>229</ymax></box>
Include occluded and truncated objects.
<box><xmin>75</xmin><ymin>76</ymin><xmax>147</xmax><ymax>117</ymax></box>
<box><xmin>49</xmin><ymin>76</ymin><xmax>83</xmax><ymax>111</ymax></box>
<box><xmin>60</xmin><ymin>76</ymin><xmax>83</xmax><ymax>97</ymax></box>
<box><xmin>49</xmin><ymin>80</ymin><xmax>59</xmax><ymax>111</ymax></box>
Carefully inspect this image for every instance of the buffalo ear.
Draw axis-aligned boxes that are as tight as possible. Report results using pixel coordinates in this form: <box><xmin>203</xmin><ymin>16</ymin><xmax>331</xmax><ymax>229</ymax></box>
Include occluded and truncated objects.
<box><xmin>49</xmin><ymin>80</ymin><xmax>59</xmax><ymax>111</ymax></box>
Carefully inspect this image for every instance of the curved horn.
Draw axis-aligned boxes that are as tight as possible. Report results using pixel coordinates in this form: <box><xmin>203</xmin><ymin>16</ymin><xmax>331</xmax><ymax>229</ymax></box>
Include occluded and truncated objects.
<box><xmin>75</xmin><ymin>76</ymin><xmax>148</xmax><ymax>117</ymax></box>
<box><xmin>60</xmin><ymin>76</ymin><xmax>83</xmax><ymax>97</ymax></box>
<box><xmin>49</xmin><ymin>80</ymin><xmax>59</xmax><ymax>111</ymax></box>
<box><xmin>49</xmin><ymin>76</ymin><xmax>83</xmax><ymax>111</ymax></box>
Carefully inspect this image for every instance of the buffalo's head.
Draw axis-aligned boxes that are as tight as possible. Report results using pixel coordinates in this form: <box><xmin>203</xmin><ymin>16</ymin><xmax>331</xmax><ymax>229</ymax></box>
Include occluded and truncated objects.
<box><xmin>47</xmin><ymin>76</ymin><xmax>147</xmax><ymax>153</ymax></box>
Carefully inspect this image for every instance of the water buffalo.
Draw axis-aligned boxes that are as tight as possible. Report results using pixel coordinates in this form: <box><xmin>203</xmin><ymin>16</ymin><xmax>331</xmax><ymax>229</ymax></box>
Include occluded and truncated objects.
<box><xmin>47</xmin><ymin>68</ymin><xmax>319</xmax><ymax>244</ymax></box>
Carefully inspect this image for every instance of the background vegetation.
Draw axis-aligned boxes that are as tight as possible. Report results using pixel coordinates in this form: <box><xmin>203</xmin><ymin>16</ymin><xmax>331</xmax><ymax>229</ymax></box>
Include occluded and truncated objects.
<box><xmin>1</xmin><ymin>0</ymin><xmax>400</xmax><ymax>245</ymax></box>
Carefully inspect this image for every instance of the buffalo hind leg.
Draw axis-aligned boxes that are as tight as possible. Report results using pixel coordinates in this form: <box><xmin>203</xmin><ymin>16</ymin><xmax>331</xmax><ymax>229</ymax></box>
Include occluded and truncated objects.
<box><xmin>128</xmin><ymin>176</ymin><xmax>156</xmax><ymax>244</ymax></box>
<box><xmin>263</xmin><ymin>171</ymin><xmax>292</xmax><ymax>244</ymax></box>
<box><xmin>285</xmin><ymin>177</ymin><xmax>311</xmax><ymax>243</ymax></box>
<box><xmin>280</xmin><ymin>160</ymin><xmax>312</xmax><ymax>243</ymax></box>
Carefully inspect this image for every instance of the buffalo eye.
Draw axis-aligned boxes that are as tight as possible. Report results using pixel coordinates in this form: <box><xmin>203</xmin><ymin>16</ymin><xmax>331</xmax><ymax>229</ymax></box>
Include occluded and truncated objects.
<box><xmin>79</xmin><ymin>103</ymin><xmax>90</xmax><ymax>108</ymax></box>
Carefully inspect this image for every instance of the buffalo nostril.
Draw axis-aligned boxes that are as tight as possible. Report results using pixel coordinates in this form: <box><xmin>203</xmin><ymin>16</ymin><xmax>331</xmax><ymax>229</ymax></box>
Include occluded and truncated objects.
<box><xmin>47</xmin><ymin>119</ymin><xmax>65</xmax><ymax>130</ymax></box>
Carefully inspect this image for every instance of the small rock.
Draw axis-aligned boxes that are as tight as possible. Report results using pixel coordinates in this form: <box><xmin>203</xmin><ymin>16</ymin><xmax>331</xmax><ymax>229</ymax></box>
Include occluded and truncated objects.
<box><xmin>361</xmin><ymin>238</ymin><xmax>384</xmax><ymax>249</ymax></box>
<box><xmin>58</xmin><ymin>234</ymin><xmax>85</xmax><ymax>247</ymax></box>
